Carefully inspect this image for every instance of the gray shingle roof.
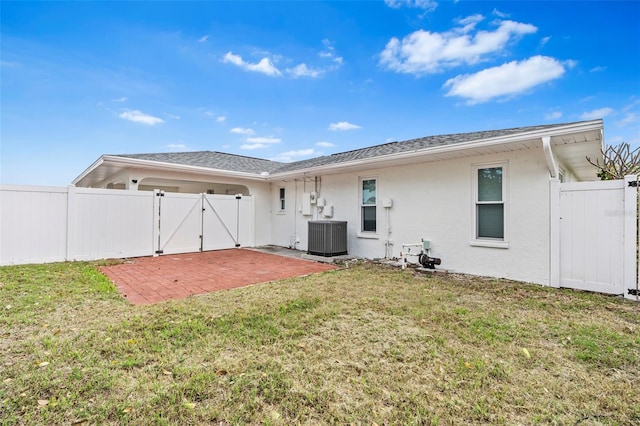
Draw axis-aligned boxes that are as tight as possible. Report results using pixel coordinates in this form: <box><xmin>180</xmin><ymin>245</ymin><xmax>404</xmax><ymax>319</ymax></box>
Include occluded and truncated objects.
<box><xmin>272</xmin><ymin>122</ymin><xmax>566</xmax><ymax>173</ymax></box>
<box><xmin>113</xmin><ymin>151</ymin><xmax>284</xmax><ymax>174</ymax></box>
<box><xmin>113</xmin><ymin>121</ymin><xmax>590</xmax><ymax>176</ymax></box>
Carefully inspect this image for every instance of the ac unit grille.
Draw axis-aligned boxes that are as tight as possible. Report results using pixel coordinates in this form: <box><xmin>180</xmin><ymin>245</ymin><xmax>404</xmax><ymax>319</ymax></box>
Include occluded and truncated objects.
<box><xmin>308</xmin><ymin>221</ymin><xmax>348</xmax><ymax>257</ymax></box>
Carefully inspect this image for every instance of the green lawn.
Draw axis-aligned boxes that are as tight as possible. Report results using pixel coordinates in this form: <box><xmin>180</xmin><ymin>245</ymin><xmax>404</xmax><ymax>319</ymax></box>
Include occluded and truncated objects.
<box><xmin>1</xmin><ymin>260</ymin><xmax>638</xmax><ymax>425</ymax></box>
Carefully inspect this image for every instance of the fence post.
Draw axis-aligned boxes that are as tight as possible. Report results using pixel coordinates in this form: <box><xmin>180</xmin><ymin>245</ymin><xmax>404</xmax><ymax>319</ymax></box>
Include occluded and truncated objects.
<box><xmin>152</xmin><ymin>189</ymin><xmax>161</xmax><ymax>257</ymax></box>
<box><xmin>624</xmin><ymin>175</ymin><xmax>638</xmax><ymax>301</ymax></box>
<box><xmin>549</xmin><ymin>178</ymin><xmax>561</xmax><ymax>288</ymax></box>
<box><xmin>66</xmin><ymin>185</ymin><xmax>77</xmax><ymax>262</ymax></box>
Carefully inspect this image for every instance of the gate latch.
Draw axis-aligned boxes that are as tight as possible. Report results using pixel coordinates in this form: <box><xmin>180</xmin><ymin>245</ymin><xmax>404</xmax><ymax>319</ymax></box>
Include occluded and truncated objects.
<box><xmin>629</xmin><ymin>181</ymin><xmax>639</xmax><ymax>187</ymax></box>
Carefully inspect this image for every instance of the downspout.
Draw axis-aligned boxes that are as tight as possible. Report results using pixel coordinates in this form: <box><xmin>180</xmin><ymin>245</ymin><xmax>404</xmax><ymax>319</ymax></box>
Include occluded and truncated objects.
<box><xmin>542</xmin><ymin>136</ymin><xmax>559</xmax><ymax>179</ymax></box>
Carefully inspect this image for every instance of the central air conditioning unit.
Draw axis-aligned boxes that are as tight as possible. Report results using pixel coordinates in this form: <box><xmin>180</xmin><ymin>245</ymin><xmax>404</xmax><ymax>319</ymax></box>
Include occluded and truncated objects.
<box><xmin>308</xmin><ymin>220</ymin><xmax>348</xmax><ymax>257</ymax></box>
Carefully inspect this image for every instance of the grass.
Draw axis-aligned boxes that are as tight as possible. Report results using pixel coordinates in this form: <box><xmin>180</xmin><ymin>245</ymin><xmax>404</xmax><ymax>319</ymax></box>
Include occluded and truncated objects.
<box><xmin>1</xmin><ymin>260</ymin><xmax>639</xmax><ymax>425</ymax></box>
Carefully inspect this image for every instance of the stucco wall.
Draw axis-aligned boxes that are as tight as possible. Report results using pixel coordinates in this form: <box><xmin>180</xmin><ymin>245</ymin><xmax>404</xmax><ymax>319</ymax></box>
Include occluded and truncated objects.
<box><xmin>270</xmin><ymin>148</ymin><xmax>552</xmax><ymax>285</ymax></box>
<box><xmin>269</xmin><ymin>179</ymin><xmax>324</xmax><ymax>249</ymax></box>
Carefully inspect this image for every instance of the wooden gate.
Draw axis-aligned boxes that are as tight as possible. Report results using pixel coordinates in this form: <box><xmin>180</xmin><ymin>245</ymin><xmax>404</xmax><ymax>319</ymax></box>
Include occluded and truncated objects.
<box><xmin>154</xmin><ymin>191</ymin><xmax>254</xmax><ymax>255</ymax></box>
<box><xmin>551</xmin><ymin>175</ymin><xmax>638</xmax><ymax>300</ymax></box>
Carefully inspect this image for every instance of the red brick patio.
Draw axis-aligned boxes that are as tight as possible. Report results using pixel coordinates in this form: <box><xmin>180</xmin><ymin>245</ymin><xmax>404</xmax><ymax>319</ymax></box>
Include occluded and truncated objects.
<box><xmin>99</xmin><ymin>249</ymin><xmax>336</xmax><ymax>305</ymax></box>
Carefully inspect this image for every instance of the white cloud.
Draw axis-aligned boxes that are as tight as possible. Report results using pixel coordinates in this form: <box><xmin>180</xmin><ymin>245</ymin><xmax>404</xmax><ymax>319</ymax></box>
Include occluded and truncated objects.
<box><xmin>271</xmin><ymin>149</ymin><xmax>318</xmax><ymax>162</ymax></box>
<box><xmin>204</xmin><ymin>111</ymin><xmax>227</xmax><ymax>123</ymax></box>
<box><xmin>540</xmin><ymin>36</ymin><xmax>551</xmax><ymax>47</ymax></box>
<box><xmin>250</xmin><ymin>58</ymin><xmax>281</xmax><ymax>76</ymax></box>
<box><xmin>223</xmin><ymin>52</ymin><xmax>243</xmax><ymax>66</ymax></box>
<box><xmin>240</xmin><ymin>143</ymin><xmax>267</xmax><ymax>150</ymax></box>
<box><xmin>112</xmin><ymin>97</ymin><xmax>128</xmax><ymax>103</ymax></box>
<box><xmin>319</xmin><ymin>39</ymin><xmax>344</xmax><ymax>66</ymax></box>
<box><xmin>589</xmin><ymin>66</ymin><xmax>607</xmax><ymax>72</ymax></box>
<box><xmin>617</xmin><ymin>112</ymin><xmax>638</xmax><ymax>126</ymax></box>
<box><xmin>329</xmin><ymin>121</ymin><xmax>361</xmax><ymax>131</ymax></box>
<box><xmin>492</xmin><ymin>8</ymin><xmax>509</xmax><ymax>18</ymax></box>
<box><xmin>287</xmin><ymin>63</ymin><xmax>324</xmax><ymax>78</ymax></box>
<box><xmin>165</xmin><ymin>113</ymin><xmax>180</xmax><ymax>120</ymax></box>
<box><xmin>545</xmin><ymin>111</ymin><xmax>562</xmax><ymax>120</ymax></box>
<box><xmin>384</xmin><ymin>0</ymin><xmax>438</xmax><ymax>11</ymax></box>
<box><xmin>118</xmin><ymin>109</ymin><xmax>164</xmax><ymax>125</ymax></box>
<box><xmin>223</xmin><ymin>52</ymin><xmax>281</xmax><ymax>76</ymax></box>
<box><xmin>316</xmin><ymin>141</ymin><xmax>336</xmax><ymax>147</ymax></box>
<box><xmin>580</xmin><ymin>107</ymin><xmax>613</xmax><ymax>120</ymax></box>
<box><xmin>167</xmin><ymin>143</ymin><xmax>187</xmax><ymax>151</ymax></box>
<box><xmin>443</xmin><ymin>55</ymin><xmax>566</xmax><ymax>104</ymax></box>
<box><xmin>198</xmin><ymin>35</ymin><xmax>209</xmax><ymax>43</ymax></box>
<box><xmin>245</xmin><ymin>136</ymin><xmax>281</xmax><ymax>144</ymax></box>
<box><xmin>455</xmin><ymin>14</ymin><xmax>484</xmax><ymax>31</ymax></box>
<box><xmin>224</xmin><ymin>41</ymin><xmax>341</xmax><ymax>80</ymax></box>
<box><xmin>380</xmin><ymin>18</ymin><xmax>537</xmax><ymax>75</ymax></box>
<box><xmin>230</xmin><ymin>127</ymin><xmax>255</xmax><ymax>135</ymax></box>
<box><xmin>284</xmin><ymin>40</ymin><xmax>344</xmax><ymax>78</ymax></box>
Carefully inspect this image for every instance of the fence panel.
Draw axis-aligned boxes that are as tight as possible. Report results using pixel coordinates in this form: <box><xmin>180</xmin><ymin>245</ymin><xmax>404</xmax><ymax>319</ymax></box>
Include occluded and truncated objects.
<box><xmin>559</xmin><ymin>180</ymin><xmax>624</xmax><ymax>294</ymax></box>
<box><xmin>1</xmin><ymin>186</ymin><xmax>258</xmax><ymax>265</ymax></box>
<box><xmin>69</xmin><ymin>188</ymin><xmax>155</xmax><ymax>260</ymax></box>
<box><xmin>555</xmin><ymin>176</ymin><xmax>637</xmax><ymax>299</ymax></box>
<box><xmin>0</xmin><ymin>186</ymin><xmax>68</xmax><ymax>265</ymax></box>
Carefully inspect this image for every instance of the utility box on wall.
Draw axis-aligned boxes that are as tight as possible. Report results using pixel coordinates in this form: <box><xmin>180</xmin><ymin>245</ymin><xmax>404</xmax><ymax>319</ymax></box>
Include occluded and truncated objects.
<box><xmin>307</xmin><ymin>220</ymin><xmax>348</xmax><ymax>257</ymax></box>
<box><xmin>301</xmin><ymin>192</ymin><xmax>312</xmax><ymax>216</ymax></box>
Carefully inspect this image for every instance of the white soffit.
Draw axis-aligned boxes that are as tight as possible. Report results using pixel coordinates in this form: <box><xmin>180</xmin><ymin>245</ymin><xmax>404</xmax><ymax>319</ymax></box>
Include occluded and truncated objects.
<box><xmin>551</xmin><ymin>129</ymin><xmax>603</xmax><ymax>181</ymax></box>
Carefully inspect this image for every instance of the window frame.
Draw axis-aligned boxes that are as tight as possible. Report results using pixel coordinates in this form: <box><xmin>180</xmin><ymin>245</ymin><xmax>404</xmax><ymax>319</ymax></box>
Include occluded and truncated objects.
<box><xmin>278</xmin><ymin>187</ymin><xmax>286</xmax><ymax>212</ymax></box>
<box><xmin>471</xmin><ymin>162</ymin><xmax>509</xmax><ymax>248</ymax></box>
<box><xmin>359</xmin><ymin>177</ymin><xmax>378</xmax><ymax>238</ymax></box>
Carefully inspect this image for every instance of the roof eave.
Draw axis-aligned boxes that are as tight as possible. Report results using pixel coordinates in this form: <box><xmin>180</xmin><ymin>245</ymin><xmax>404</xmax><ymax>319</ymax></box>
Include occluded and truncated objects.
<box><xmin>111</xmin><ymin>156</ymin><xmax>271</xmax><ymax>180</ymax></box>
<box><xmin>76</xmin><ymin>155</ymin><xmax>270</xmax><ymax>185</ymax></box>
<box><xmin>71</xmin><ymin>155</ymin><xmax>105</xmax><ymax>185</ymax></box>
<box><xmin>268</xmin><ymin>120</ymin><xmax>604</xmax><ymax>179</ymax></box>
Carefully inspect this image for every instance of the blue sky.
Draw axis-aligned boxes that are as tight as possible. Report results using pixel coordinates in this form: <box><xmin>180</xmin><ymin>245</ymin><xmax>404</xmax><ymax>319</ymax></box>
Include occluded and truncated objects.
<box><xmin>2</xmin><ymin>1</ymin><xmax>639</xmax><ymax>186</ymax></box>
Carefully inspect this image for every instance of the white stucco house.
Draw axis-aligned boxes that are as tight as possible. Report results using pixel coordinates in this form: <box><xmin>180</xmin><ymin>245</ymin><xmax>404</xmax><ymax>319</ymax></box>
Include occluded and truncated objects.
<box><xmin>72</xmin><ymin>119</ymin><xmax>604</xmax><ymax>286</ymax></box>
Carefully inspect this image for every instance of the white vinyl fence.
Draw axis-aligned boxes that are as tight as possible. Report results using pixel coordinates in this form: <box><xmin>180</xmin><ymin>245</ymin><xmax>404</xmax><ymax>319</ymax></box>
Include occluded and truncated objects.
<box><xmin>550</xmin><ymin>175</ymin><xmax>638</xmax><ymax>301</ymax></box>
<box><xmin>0</xmin><ymin>185</ymin><xmax>254</xmax><ymax>266</ymax></box>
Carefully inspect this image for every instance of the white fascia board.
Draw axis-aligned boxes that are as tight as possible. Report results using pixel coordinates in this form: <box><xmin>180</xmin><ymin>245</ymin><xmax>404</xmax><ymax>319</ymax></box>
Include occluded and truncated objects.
<box><xmin>71</xmin><ymin>156</ymin><xmax>105</xmax><ymax>185</ymax></box>
<box><xmin>270</xmin><ymin>120</ymin><xmax>604</xmax><ymax>180</ymax></box>
<box><xmin>98</xmin><ymin>156</ymin><xmax>269</xmax><ymax>181</ymax></box>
